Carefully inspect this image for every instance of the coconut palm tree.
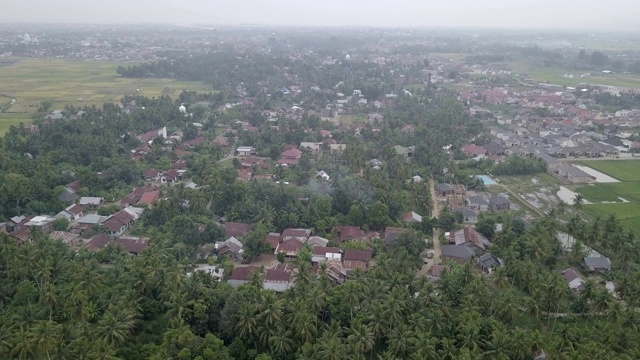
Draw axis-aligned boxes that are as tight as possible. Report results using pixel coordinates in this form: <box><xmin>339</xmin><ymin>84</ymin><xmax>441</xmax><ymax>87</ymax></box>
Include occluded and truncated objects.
<box><xmin>11</xmin><ymin>327</ymin><xmax>35</xmax><ymax>360</ymax></box>
<box><xmin>572</xmin><ymin>193</ymin><xmax>584</xmax><ymax>209</ymax></box>
<box><xmin>95</xmin><ymin>306</ymin><xmax>137</xmax><ymax>346</ymax></box>
<box><xmin>269</xmin><ymin>329</ymin><xmax>295</xmax><ymax>357</ymax></box>
<box><xmin>347</xmin><ymin>321</ymin><xmax>374</xmax><ymax>359</ymax></box>
<box><xmin>316</xmin><ymin>336</ymin><xmax>346</xmax><ymax>360</ymax></box>
<box><xmin>32</xmin><ymin>319</ymin><xmax>62</xmax><ymax>360</ymax></box>
<box><xmin>386</xmin><ymin>324</ymin><xmax>415</xmax><ymax>357</ymax></box>
<box><xmin>235</xmin><ymin>304</ymin><xmax>258</xmax><ymax>342</ymax></box>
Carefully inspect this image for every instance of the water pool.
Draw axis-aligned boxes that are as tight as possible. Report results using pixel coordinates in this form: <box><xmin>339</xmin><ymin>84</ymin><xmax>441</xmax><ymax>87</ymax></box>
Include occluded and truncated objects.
<box><xmin>476</xmin><ymin>175</ymin><xmax>496</xmax><ymax>185</ymax></box>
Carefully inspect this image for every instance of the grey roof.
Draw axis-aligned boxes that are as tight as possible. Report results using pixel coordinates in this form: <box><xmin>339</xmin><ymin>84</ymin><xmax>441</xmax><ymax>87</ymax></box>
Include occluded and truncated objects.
<box><xmin>478</xmin><ymin>253</ymin><xmax>505</xmax><ymax>268</ymax></box>
<box><xmin>468</xmin><ymin>196</ymin><xmax>488</xmax><ymax>206</ymax></box>
<box><xmin>441</xmin><ymin>245</ymin><xmax>474</xmax><ymax>259</ymax></box>
<box><xmin>537</xmin><ymin>153</ymin><xmax>559</xmax><ymax>165</ymax></box>
<box><xmin>490</xmin><ymin>195</ymin><xmax>510</xmax><ymax>205</ymax></box>
<box><xmin>77</xmin><ymin>214</ymin><xmax>104</xmax><ymax>224</ymax></box>
<box><xmin>558</xmin><ymin>164</ymin><xmax>591</xmax><ymax>178</ymax></box>
<box><xmin>438</xmin><ymin>183</ymin><xmax>453</xmax><ymax>192</ymax></box>
<box><xmin>79</xmin><ymin>197</ymin><xmax>103</xmax><ymax>205</ymax></box>
<box><xmin>457</xmin><ymin>207</ymin><xmax>478</xmax><ymax>218</ymax></box>
<box><xmin>583</xmin><ymin>256</ymin><xmax>611</xmax><ymax>269</ymax></box>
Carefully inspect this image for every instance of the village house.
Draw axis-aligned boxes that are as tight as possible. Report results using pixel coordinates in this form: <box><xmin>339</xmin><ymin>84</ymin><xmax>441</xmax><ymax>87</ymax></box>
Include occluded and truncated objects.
<box><xmin>393</xmin><ymin>145</ymin><xmax>415</xmax><ymax>161</ymax></box>
<box><xmin>467</xmin><ymin>195</ymin><xmax>489</xmax><ymax>212</ymax></box>
<box><xmin>582</xmin><ymin>256</ymin><xmax>612</xmax><ymax>273</ymax></box>
<box><xmin>312</xmin><ymin>246</ymin><xmax>342</xmax><ymax>264</ymax></box>
<box><xmin>457</xmin><ymin>208</ymin><xmax>478</xmax><ymax>224</ymax></box>
<box><xmin>216</xmin><ymin>236</ymin><xmax>245</xmax><ymax>260</ymax></box>
<box><xmin>236</xmin><ymin>146</ymin><xmax>257</xmax><ymax>157</ymax></box>
<box><xmin>325</xmin><ymin>260</ymin><xmax>348</xmax><ymax>284</ymax></box>
<box><xmin>384</xmin><ymin>227</ymin><xmax>409</xmax><ymax>246</ymax></box>
<box><xmin>477</xmin><ymin>253</ymin><xmax>505</xmax><ymax>274</ymax></box>
<box><xmin>56</xmin><ymin>204</ymin><xmax>85</xmax><ymax>221</ymax></box>
<box><xmin>449</xmin><ymin>227</ymin><xmax>490</xmax><ymax>256</ymax></box>
<box><xmin>275</xmin><ymin>238</ymin><xmax>305</xmax><ymax>259</ymax></box>
<box><xmin>278</xmin><ymin>147</ymin><xmax>303</xmax><ymax>166</ymax></box>
<box><xmin>223</xmin><ymin>222</ymin><xmax>253</xmax><ymax>238</ymax></box>
<box><xmin>441</xmin><ymin>244</ymin><xmax>475</xmax><ymax>264</ymax></box>
<box><xmin>438</xmin><ymin>183</ymin><xmax>454</xmax><ymax>197</ymax></box>
<box><xmin>228</xmin><ymin>266</ymin><xmax>261</xmax><ymax>287</ymax></box>
<box><xmin>79</xmin><ymin>197</ymin><xmax>104</xmax><ymax>208</ymax></box>
<box><xmin>263</xmin><ymin>264</ymin><xmax>293</xmax><ymax>292</ymax></box>
<box><xmin>562</xmin><ymin>268</ymin><xmax>586</xmax><ymax>292</ymax></box>
<box><xmin>461</xmin><ymin>144</ymin><xmax>487</xmax><ymax>158</ymax></box>
<box><xmin>402</xmin><ymin>211</ymin><xmax>422</xmax><ymax>224</ymax></box>
<box><xmin>137</xmin><ymin>126</ymin><xmax>167</xmax><ymax>145</ymax></box>
<box><xmin>101</xmin><ymin>208</ymin><xmax>139</xmax><ymax>236</ymax></box>
<box><xmin>489</xmin><ymin>195</ymin><xmax>511</xmax><ymax>212</ymax></box>
<box><xmin>343</xmin><ymin>249</ymin><xmax>373</xmax><ymax>271</ymax></box>
<box><xmin>556</xmin><ymin>164</ymin><xmax>594</xmax><ymax>184</ymax></box>
<box><xmin>282</xmin><ymin>228</ymin><xmax>311</xmax><ymax>242</ymax></box>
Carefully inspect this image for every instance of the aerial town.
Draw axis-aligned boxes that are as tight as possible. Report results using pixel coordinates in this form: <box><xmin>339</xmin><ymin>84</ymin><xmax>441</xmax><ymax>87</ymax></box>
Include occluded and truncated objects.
<box><xmin>2</xmin><ymin>20</ymin><xmax>640</xmax><ymax>360</ymax></box>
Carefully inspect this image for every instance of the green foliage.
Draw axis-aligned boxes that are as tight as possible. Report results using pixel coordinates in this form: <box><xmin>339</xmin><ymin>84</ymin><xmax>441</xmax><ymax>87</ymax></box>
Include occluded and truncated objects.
<box><xmin>97</xmin><ymin>204</ymin><xmax>120</xmax><ymax>216</ymax></box>
<box><xmin>368</xmin><ymin>201</ymin><xmax>391</xmax><ymax>229</ymax></box>
<box><xmin>52</xmin><ymin>218</ymin><xmax>70</xmax><ymax>231</ymax></box>
<box><xmin>493</xmin><ymin>157</ymin><xmax>547</xmax><ymax>176</ymax></box>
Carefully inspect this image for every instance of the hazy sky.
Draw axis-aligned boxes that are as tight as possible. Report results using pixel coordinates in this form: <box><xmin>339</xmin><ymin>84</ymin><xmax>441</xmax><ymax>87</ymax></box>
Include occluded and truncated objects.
<box><xmin>3</xmin><ymin>0</ymin><xmax>640</xmax><ymax>31</ymax></box>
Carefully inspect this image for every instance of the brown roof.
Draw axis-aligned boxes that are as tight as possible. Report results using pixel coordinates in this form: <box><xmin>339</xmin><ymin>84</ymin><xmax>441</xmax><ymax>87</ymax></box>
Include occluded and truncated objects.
<box><xmin>114</xmin><ymin>236</ymin><xmax>149</xmax><ymax>254</ymax></box>
<box><xmin>282</xmin><ymin>228</ymin><xmax>311</xmax><ymax>238</ymax></box>
<box><xmin>172</xmin><ymin>160</ymin><xmax>187</xmax><ymax>170</ymax></box>
<box><xmin>276</xmin><ymin>239</ymin><xmax>305</xmax><ymax>254</ymax></box>
<box><xmin>10</xmin><ymin>226</ymin><xmax>32</xmax><ymax>245</ymax></box>
<box><xmin>224</xmin><ymin>222</ymin><xmax>253</xmax><ymax>238</ymax></box>
<box><xmin>143</xmin><ymin>168</ymin><xmax>163</xmax><ymax>178</ymax></box>
<box><xmin>166</xmin><ymin>169</ymin><xmax>180</xmax><ymax>179</ymax></box>
<box><xmin>86</xmin><ymin>234</ymin><xmax>111</xmax><ymax>251</ymax></box>
<box><xmin>344</xmin><ymin>249</ymin><xmax>373</xmax><ymax>262</ymax></box>
<box><xmin>230</xmin><ymin>266</ymin><xmax>261</xmax><ymax>281</ymax></box>
<box><xmin>102</xmin><ymin>217</ymin><xmax>126</xmax><ymax>232</ymax></box>
<box><xmin>138</xmin><ymin>191</ymin><xmax>159</xmax><ymax>205</ymax></box>
<box><xmin>186</xmin><ymin>137</ymin><xmax>208</xmax><ymax>147</ymax></box>
<box><xmin>66</xmin><ymin>180</ymin><xmax>82</xmax><ymax>193</ymax></box>
<box><xmin>265</xmin><ymin>233</ymin><xmax>282</xmax><ymax>249</ymax></box>
<box><xmin>281</xmin><ymin>148</ymin><xmax>302</xmax><ymax>159</ymax></box>
<box><xmin>337</xmin><ymin>226</ymin><xmax>364</xmax><ymax>242</ymax></box>
<box><xmin>265</xmin><ymin>269</ymin><xmax>291</xmax><ymax>282</ymax></box>
<box><xmin>66</xmin><ymin>204</ymin><xmax>85</xmax><ymax>216</ymax></box>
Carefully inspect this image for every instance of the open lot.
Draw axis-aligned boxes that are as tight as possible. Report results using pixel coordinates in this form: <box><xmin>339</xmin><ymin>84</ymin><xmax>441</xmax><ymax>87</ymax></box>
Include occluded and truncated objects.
<box><xmin>578</xmin><ymin>160</ymin><xmax>640</xmax><ymax>182</ymax></box>
<box><xmin>0</xmin><ymin>58</ymin><xmax>211</xmax><ymax>135</ymax></box>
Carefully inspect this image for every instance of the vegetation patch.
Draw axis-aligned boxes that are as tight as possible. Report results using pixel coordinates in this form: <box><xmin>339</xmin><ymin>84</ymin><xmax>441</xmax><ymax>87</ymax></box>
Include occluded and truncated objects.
<box><xmin>575</xmin><ymin>184</ymin><xmax>621</xmax><ymax>203</ymax></box>
<box><xmin>582</xmin><ymin>202</ymin><xmax>640</xmax><ymax>220</ymax></box>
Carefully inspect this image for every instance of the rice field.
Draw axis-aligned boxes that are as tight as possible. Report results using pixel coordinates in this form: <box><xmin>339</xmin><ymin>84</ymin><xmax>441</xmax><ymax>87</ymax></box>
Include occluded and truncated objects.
<box><xmin>0</xmin><ymin>58</ymin><xmax>211</xmax><ymax>135</ymax></box>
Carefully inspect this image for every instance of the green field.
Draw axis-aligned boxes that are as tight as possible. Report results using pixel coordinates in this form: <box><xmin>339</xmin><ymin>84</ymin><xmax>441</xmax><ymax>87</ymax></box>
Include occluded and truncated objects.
<box><xmin>578</xmin><ymin>160</ymin><xmax>640</xmax><ymax>182</ymax></box>
<box><xmin>575</xmin><ymin>184</ymin><xmax>621</xmax><ymax>202</ymax></box>
<box><xmin>0</xmin><ymin>58</ymin><xmax>211</xmax><ymax>135</ymax></box>
<box><xmin>510</xmin><ymin>62</ymin><xmax>640</xmax><ymax>88</ymax></box>
<box><xmin>578</xmin><ymin>160</ymin><xmax>640</xmax><ymax>234</ymax></box>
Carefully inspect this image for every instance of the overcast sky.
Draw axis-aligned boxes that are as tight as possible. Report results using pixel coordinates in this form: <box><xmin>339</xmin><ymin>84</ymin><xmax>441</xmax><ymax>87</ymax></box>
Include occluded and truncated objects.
<box><xmin>3</xmin><ymin>0</ymin><xmax>640</xmax><ymax>31</ymax></box>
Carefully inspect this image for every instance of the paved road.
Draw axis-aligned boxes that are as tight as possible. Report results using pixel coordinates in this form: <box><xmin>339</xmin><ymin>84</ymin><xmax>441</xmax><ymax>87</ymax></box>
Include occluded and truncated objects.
<box><xmin>419</xmin><ymin>178</ymin><xmax>442</xmax><ymax>276</ymax></box>
<box><xmin>217</xmin><ymin>140</ymin><xmax>238</xmax><ymax>163</ymax></box>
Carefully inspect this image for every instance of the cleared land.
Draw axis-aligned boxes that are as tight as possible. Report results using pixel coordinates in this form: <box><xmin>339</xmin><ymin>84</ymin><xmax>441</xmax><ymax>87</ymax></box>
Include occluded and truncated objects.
<box><xmin>0</xmin><ymin>58</ymin><xmax>211</xmax><ymax>135</ymax></box>
<box><xmin>510</xmin><ymin>62</ymin><xmax>640</xmax><ymax>88</ymax></box>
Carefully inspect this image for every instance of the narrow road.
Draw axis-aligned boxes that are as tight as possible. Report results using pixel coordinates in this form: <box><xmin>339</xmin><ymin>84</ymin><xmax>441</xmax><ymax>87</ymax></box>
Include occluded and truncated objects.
<box><xmin>217</xmin><ymin>140</ymin><xmax>238</xmax><ymax>163</ymax></box>
<box><xmin>419</xmin><ymin>178</ymin><xmax>442</xmax><ymax>276</ymax></box>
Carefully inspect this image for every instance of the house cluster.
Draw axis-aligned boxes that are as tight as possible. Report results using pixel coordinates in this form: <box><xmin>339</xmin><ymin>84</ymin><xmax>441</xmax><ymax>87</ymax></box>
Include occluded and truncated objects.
<box><xmin>436</xmin><ymin>227</ymin><xmax>504</xmax><ymax>275</ymax></box>
<box><xmin>438</xmin><ymin>183</ymin><xmax>511</xmax><ymax>224</ymax></box>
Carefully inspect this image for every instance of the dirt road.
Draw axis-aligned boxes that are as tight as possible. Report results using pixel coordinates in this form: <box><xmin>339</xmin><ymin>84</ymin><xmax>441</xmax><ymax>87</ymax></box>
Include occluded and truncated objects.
<box><xmin>419</xmin><ymin>178</ymin><xmax>442</xmax><ymax>275</ymax></box>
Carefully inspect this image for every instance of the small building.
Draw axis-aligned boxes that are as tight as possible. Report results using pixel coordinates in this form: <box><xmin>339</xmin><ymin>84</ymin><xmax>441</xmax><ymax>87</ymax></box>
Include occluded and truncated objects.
<box><xmin>325</xmin><ymin>259</ymin><xmax>348</xmax><ymax>284</ymax></box>
<box><xmin>489</xmin><ymin>195</ymin><xmax>511</xmax><ymax>212</ymax></box>
<box><xmin>263</xmin><ymin>266</ymin><xmax>293</xmax><ymax>292</ymax></box>
<box><xmin>556</xmin><ymin>164</ymin><xmax>594</xmax><ymax>184</ymax></box>
<box><xmin>438</xmin><ymin>183</ymin><xmax>454</xmax><ymax>197</ymax></box>
<box><xmin>79</xmin><ymin>197</ymin><xmax>104</xmax><ymax>208</ymax></box>
<box><xmin>562</xmin><ymin>268</ymin><xmax>586</xmax><ymax>292</ymax></box>
<box><xmin>224</xmin><ymin>222</ymin><xmax>253</xmax><ymax>238</ymax></box>
<box><xmin>336</xmin><ymin>226</ymin><xmax>364</xmax><ymax>243</ymax></box>
<box><xmin>228</xmin><ymin>266</ymin><xmax>261</xmax><ymax>287</ymax></box>
<box><xmin>384</xmin><ymin>227</ymin><xmax>408</xmax><ymax>246</ymax></box>
<box><xmin>467</xmin><ymin>195</ymin><xmax>489</xmax><ymax>212</ymax></box>
<box><xmin>275</xmin><ymin>238</ymin><xmax>305</xmax><ymax>258</ymax></box>
<box><xmin>457</xmin><ymin>208</ymin><xmax>478</xmax><ymax>224</ymax></box>
<box><xmin>236</xmin><ymin>146</ymin><xmax>256</xmax><ymax>157</ymax></box>
<box><xmin>216</xmin><ymin>237</ymin><xmax>245</xmax><ymax>260</ymax></box>
<box><xmin>477</xmin><ymin>253</ymin><xmax>505</xmax><ymax>274</ymax></box>
<box><xmin>312</xmin><ymin>246</ymin><xmax>341</xmax><ymax>264</ymax></box>
<box><xmin>582</xmin><ymin>256</ymin><xmax>612</xmax><ymax>272</ymax></box>
<box><xmin>282</xmin><ymin>228</ymin><xmax>311</xmax><ymax>242</ymax></box>
<box><xmin>343</xmin><ymin>249</ymin><xmax>373</xmax><ymax>271</ymax></box>
<box><xmin>56</xmin><ymin>204</ymin><xmax>85</xmax><ymax>221</ymax></box>
<box><xmin>402</xmin><ymin>211</ymin><xmax>422</xmax><ymax>224</ymax></box>
<box><xmin>189</xmin><ymin>265</ymin><xmax>225</xmax><ymax>281</ymax></box>
<box><xmin>441</xmin><ymin>244</ymin><xmax>474</xmax><ymax>264</ymax></box>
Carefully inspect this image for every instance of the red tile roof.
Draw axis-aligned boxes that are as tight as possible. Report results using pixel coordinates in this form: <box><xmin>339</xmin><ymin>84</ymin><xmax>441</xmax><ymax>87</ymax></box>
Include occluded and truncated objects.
<box><xmin>66</xmin><ymin>204</ymin><xmax>85</xmax><ymax>216</ymax></box>
<box><xmin>313</xmin><ymin>246</ymin><xmax>340</xmax><ymax>255</ymax></box>
<box><xmin>337</xmin><ymin>226</ymin><xmax>364</xmax><ymax>242</ymax></box>
<box><xmin>462</xmin><ymin>144</ymin><xmax>487</xmax><ymax>156</ymax></box>
<box><xmin>138</xmin><ymin>191</ymin><xmax>159</xmax><ymax>205</ymax></box>
<box><xmin>66</xmin><ymin>180</ymin><xmax>82</xmax><ymax>192</ymax></box>
<box><xmin>114</xmin><ymin>236</ymin><xmax>149</xmax><ymax>254</ymax></box>
<box><xmin>86</xmin><ymin>234</ymin><xmax>111</xmax><ymax>251</ymax></box>
<box><xmin>276</xmin><ymin>239</ymin><xmax>305</xmax><ymax>254</ymax></box>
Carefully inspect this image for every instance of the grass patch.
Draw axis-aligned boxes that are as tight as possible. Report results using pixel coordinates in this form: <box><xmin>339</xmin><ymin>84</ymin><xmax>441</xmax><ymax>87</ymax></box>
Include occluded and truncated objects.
<box><xmin>0</xmin><ymin>58</ymin><xmax>211</xmax><ymax>135</ymax></box>
<box><xmin>0</xmin><ymin>113</ymin><xmax>33</xmax><ymax>135</ymax></box>
<box><xmin>582</xmin><ymin>202</ymin><xmax>640</xmax><ymax>221</ymax></box>
<box><xmin>575</xmin><ymin>184</ymin><xmax>621</xmax><ymax>202</ymax></box>
<box><xmin>578</xmin><ymin>160</ymin><xmax>640</xmax><ymax>182</ymax></box>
